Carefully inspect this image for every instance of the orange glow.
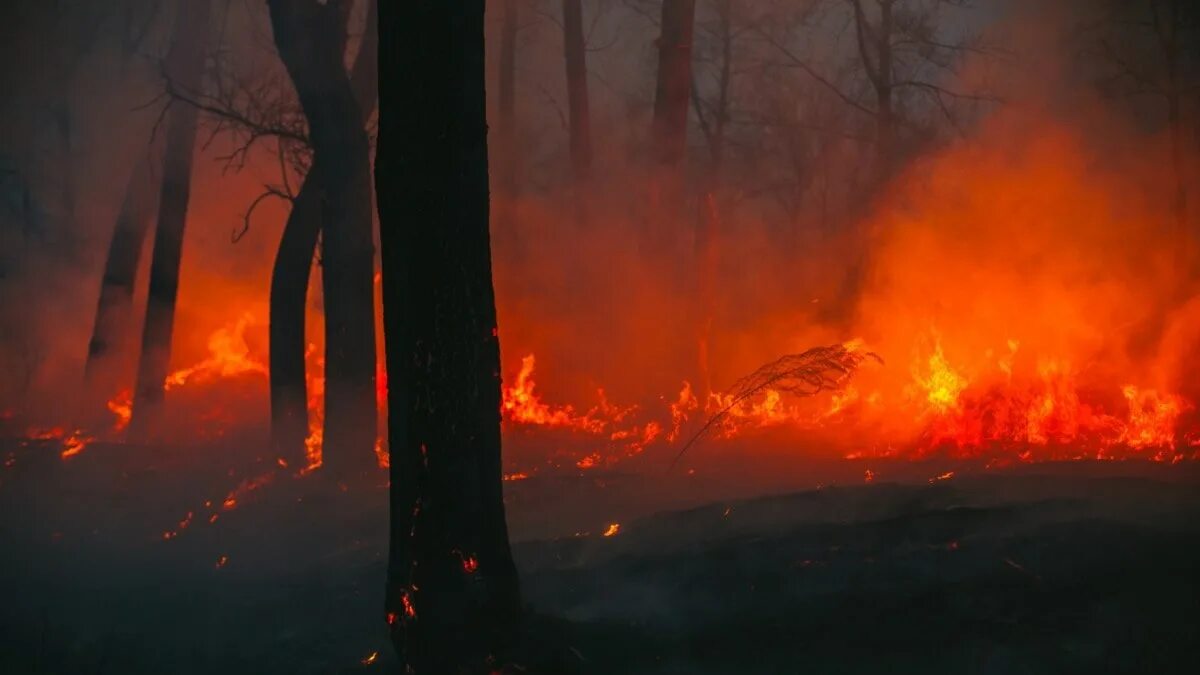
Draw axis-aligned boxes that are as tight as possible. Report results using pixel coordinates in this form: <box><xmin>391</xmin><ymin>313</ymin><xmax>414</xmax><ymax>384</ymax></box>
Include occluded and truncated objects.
<box><xmin>602</xmin><ymin>523</ymin><xmax>620</xmax><ymax>537</ymax></box>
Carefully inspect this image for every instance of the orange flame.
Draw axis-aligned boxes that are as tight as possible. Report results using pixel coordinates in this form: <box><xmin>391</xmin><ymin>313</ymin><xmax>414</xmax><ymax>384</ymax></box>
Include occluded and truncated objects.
<box><xmin>164</xmin><ymin>313</ymin><xmax>267</xmax><ymax>390</ymax></box>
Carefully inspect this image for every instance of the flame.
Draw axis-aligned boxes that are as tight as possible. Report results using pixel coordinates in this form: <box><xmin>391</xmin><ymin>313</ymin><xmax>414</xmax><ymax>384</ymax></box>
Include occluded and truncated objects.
<box><xmin>164</xmin><ymin>313</ymin><xmax>266</xmax><ymax>390</ymax></box>
<box><xmin>106</xmin><ymin>389</ymin><xmax>132</xmax><ymax>432</ymax></box>
<box><xmin>913</xmin><ymin>341</ymin><xmax>967</xmax><ymax>414</ymax></box>
<box><xmin>24</xmin><ymin>427</ymin><xmax>94</xmax><ymax>460</ymax></box>
<box><xmin>602</xmin><ymin>523</ymin><xmax>620</xmax><ymax>537</ymax></box>
<box><xmin>304</xmin><ymin>342</ymin><xmax>325</xmax><ymax>471</ymax></box>
<box><xmin>502</xmin><ymin>354</ymin><xmax>600</xmax><ymax>431</ymax></box>
<box><xmin>1121</xmin><ymin>385</ymin><xmax>1185</xmax><ymax>455</ymax></box>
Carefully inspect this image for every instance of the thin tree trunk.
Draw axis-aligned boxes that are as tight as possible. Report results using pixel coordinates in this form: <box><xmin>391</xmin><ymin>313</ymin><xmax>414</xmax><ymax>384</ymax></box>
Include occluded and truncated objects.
<box><xmin>269</xmin><ymin>0</ymin><xmax>378</xmax><ymax>468</ymax></box>
<box><xmin>128</xmin><ymin>0</ymin><xmax>211</xmax><ymax>439</ymax></box>
<box><xmin>377</xmin><ymin>0</ymin><xmax>521</xmax><ymax>670</ymax></box>
<box><xmin>268</xmin><ymin>0</ymin><xmax>377</xmax><ymax>478</ymax></box>
<box><xmin>693</xmin><ymin>0</ymin><xmax>732</xmax><ymax>399</ymax></box>
<box><xmin>874</xmin><ymin>0</ymin><xmax>894</xmax><ymax>183</ymax></box>
<box><xmin>562</xmin><ymin>0</ymin><xmax>592</xmax><ymax>180</ymax></box>
<box><xmin>85</xmin><ymin>136</ymin><xmax>162</xmax><ymax>396</ymax></box>
<box><xmin>653</xmin><ymin>0</ymin><xmax>696</xmax><ymax>167</ymax></box>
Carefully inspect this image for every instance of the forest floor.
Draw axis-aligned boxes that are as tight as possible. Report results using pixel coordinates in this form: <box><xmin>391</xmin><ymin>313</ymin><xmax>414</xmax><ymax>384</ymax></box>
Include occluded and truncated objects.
<box><xmin>2</xmin><ymin>436</ymin><xmax>1199</xmax><ymax>674</ymax></box>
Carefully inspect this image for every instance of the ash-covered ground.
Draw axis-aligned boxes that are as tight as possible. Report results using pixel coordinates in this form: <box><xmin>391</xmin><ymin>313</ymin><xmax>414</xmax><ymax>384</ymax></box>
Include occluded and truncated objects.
<box><xmin>2</xmin><ymin>437</ymin><xmax>1199</xmax><ymax>674</ymax></box>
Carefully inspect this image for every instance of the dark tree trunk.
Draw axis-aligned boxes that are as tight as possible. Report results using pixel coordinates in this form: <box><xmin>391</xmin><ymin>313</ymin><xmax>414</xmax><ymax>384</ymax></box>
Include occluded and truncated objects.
<box><xmin>85</xmin><ymin>137</ymin><xmax>161</xmax><ymax>397</ymax></box>
<box><xmin>128</xmin><ymin>0</ymin><xmax>211</xmax><ymax>439</ymax></box>
<box><xmin>377</xmin><ymin>0</ymin><xmax>521</xmax><ymax>671</ymax></box>
<box><xmin>653</xmin><ymin>0</ymin><xmax>696</xmax><ymax>167</ymax></box>
<box><xmin>269</xmin><ymin>0</ymin><xmax>378</xmax><ymax>469</ymax></box>
<box><xmin>268</xmin><ymin>0</ymin><xmax>377</xmax><ymax>478</ymax></box>
<box><xmin>562</xmin><ymin>0</ymin><xmax>592</xmax><ymax>180</ymax></box>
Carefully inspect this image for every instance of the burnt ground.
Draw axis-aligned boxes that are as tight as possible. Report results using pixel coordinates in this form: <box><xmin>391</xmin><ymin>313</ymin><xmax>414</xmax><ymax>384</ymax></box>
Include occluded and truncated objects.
<box><xmin>2</xmin><ymin>437</ymin><xmax>1200</xmax><ymax>674</ymax></box>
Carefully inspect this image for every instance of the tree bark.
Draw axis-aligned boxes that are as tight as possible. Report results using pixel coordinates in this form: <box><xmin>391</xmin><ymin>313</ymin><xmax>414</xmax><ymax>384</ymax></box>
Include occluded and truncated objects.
<box><xmin>269</xmin><ymin>0</ymin><xmax>378</xmax><ymax>469</ymax></box>
<box><xmin>268</xmin><ymin>0</ymin><xmax>377</xmax><ymax>478</ymax></box>
<box><xmin>562</xmin><ymin>0</ymin><xmax>592</xmax><ymax>180</ymax></box>
<box><xmin>85</xmin><ymin>136</ymin><xmax>162</xmax><ymax>398</ymax></box>
<box><xmin>128</xmin><ymin>0</ymin><xmax>211</xmax><ymax>439</ymax></box>
<box><xmin>377</xmin><ymin>0</ymin><xmax>522</xmax><ymax>670</ymax></box>
<box><xmin>653</xmin><ymin>0</ymin><xmax>696</xmax><ymax>167</ymax></box>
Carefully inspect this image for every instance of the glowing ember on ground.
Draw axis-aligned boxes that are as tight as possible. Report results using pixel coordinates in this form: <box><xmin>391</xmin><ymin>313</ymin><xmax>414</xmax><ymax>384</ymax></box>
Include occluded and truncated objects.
<box><xmin>59</xmin><ymin>430</ymin><xmax>94</xmax><ymax>459</ymax></box>
<box><xmin>220</xmin><ymin>472</ymin><xmax>273</xmax><ymax>511</ymax></box>
<box><xmin>215</xmin><ymin>555</ymin><xmax>228</xmax><ymax>569</ymax></box>
<box><xmin>454</xmin><ymin>550</ymin><xmax>480</xmax><ymax>574</ymax></box>
<box><xmin>361</xmin><ymin>652</ymin><xmax>378</xmax><ymax>666</ymax></box>
<box><xmin>399</xmin><ymin>591</ymin><xmax>416</xmax><ymax>620</ymax></box>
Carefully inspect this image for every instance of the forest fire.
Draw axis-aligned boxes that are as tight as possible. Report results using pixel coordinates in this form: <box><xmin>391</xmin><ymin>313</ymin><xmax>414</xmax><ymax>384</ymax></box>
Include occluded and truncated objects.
<box><xmin>2</xmin><ymin>0</ymin><xmax>1199</xmax><ymax>671</ymax></box>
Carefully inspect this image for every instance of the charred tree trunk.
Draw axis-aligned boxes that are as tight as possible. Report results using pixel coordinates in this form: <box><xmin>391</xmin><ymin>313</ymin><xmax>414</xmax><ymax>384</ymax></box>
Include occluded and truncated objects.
<box><xmin>653</xmin><ymin>0</ymin><xmax>696</xmax><ymax>168</ymax></box>
<box><xmin>377</xmin><ymin>0</ymin><xmax>522</xmax><ymax>670</ymax></box>
<box><xmin>129</xmin><ymin>0</ymin><xmax>211</xmax><ymax>438</ymax></box>
<box><xmin>562</xmin><ymin>0</ymin><xmax>592</xmax><ymax>180</ymax></box>
<box><xmin>269</xmin><ymin>0</ymin><xmax>378</xmax><ymax>469</ymax></box>
<box><xmin>269</xmin><ymin>0</ymin><xmax>377</xmax><ymax>478</ymax></box>
<box><xmin>85</xmin><ymin>137</ymin><xmax>161</xmax><ymax>396</ymax></box>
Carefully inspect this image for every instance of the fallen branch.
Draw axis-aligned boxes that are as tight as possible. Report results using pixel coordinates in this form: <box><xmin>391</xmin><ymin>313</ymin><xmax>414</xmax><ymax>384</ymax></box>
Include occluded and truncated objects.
<box><xmin>670</xmin><ymin>342</ymin><xmax>882</xmax><ymax>470</ymax></box>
